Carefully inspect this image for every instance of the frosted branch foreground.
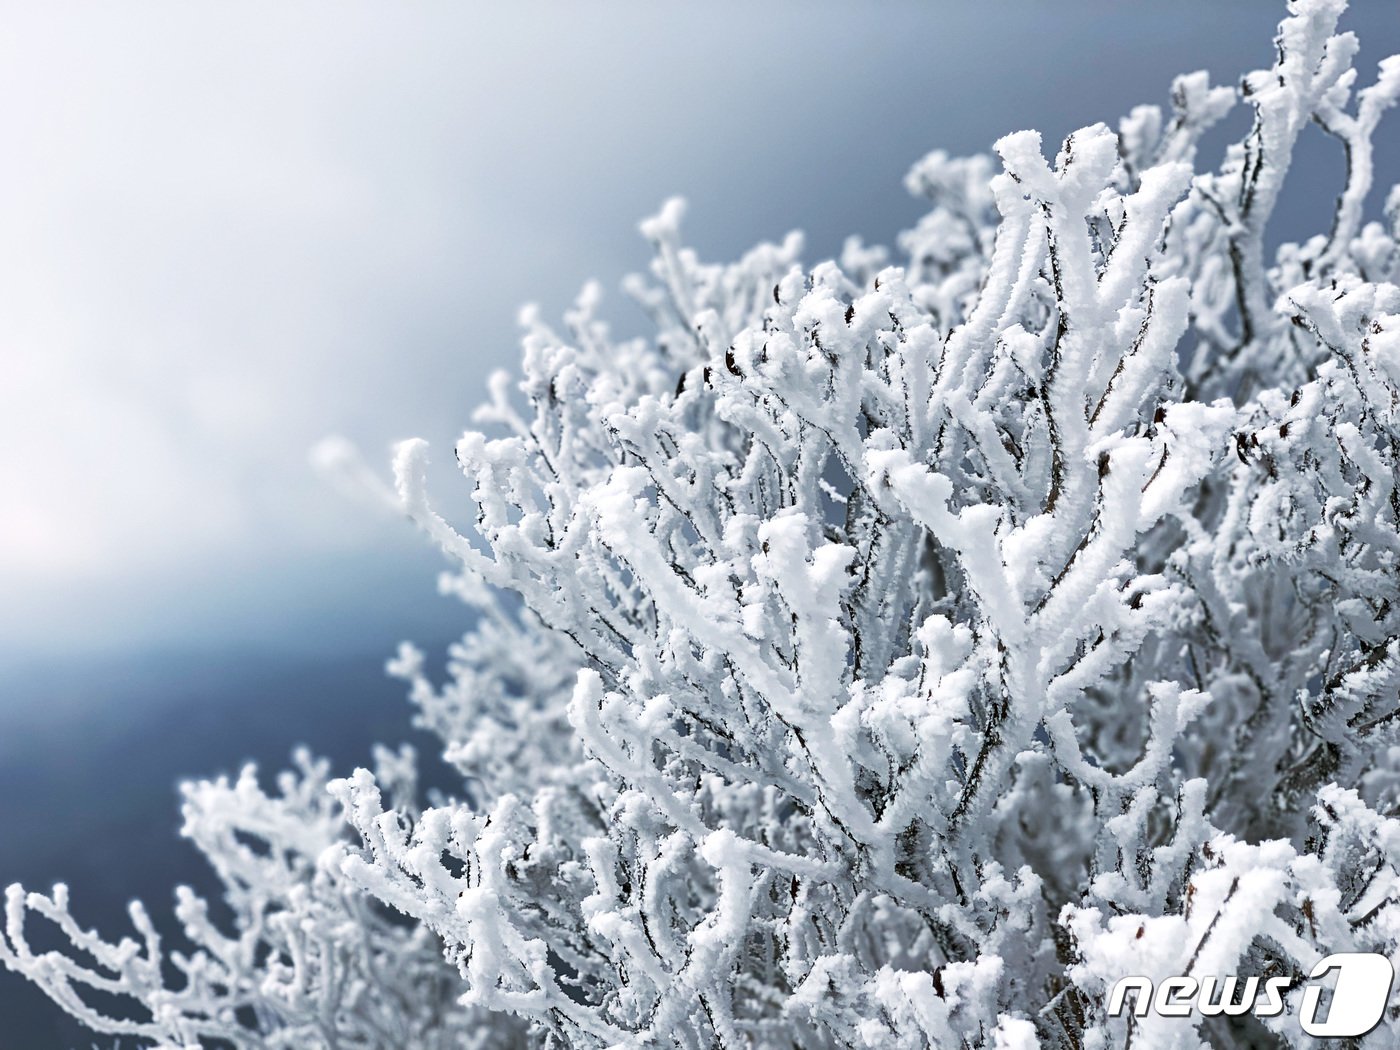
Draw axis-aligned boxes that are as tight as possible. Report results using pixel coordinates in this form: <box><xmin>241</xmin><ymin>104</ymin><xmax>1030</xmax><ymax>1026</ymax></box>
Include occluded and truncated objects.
<box><xmin>7</xmin><ymin>2</ymin><xmax>1400</xmax><ymax>1047</ymax></box>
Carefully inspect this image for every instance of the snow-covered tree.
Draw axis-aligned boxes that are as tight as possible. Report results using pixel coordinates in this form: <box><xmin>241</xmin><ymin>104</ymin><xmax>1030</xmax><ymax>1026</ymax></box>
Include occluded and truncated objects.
<box><xmin>6</xmin><ymin>2</ymin><xmax>1400</xmax><ymax>1047</ymax></box>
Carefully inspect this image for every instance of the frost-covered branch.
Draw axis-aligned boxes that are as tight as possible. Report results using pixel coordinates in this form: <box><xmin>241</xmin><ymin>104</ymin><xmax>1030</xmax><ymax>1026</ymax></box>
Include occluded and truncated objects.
<box><xmin>8</xmin><ymin>2</ymin><xmax>1400</xmax><ymax>1047</ymax></box>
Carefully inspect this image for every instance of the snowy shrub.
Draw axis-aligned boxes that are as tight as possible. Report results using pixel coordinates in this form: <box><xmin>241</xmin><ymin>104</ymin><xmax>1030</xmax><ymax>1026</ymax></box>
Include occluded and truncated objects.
<box><xmin>6</xmin><ymin>2</ymin><xmax>1400</xmax><ymax>1047</ymax></box>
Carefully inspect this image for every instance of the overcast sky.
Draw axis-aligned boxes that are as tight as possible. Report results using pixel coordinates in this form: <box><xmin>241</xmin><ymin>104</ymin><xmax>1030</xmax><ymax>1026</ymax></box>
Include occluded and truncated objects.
<box><xmin>3</xmin><ymin>1</ymin><xmax>1397</xmax><ymax>663</ymax></box>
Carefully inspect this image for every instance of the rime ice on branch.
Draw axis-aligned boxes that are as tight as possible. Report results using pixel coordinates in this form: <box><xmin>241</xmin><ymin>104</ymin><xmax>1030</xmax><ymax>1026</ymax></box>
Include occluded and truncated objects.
<box><xmin>7</xmin><ymin>2</ymin><xmax>1400</xmax><ymax>1047</ymax></box>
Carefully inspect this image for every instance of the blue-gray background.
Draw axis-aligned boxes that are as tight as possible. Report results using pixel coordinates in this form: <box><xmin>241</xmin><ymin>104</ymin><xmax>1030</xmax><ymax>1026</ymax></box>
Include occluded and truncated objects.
<box><xmin>2</xmin><ymin>2</ymin><xmax>1396</xmax><ymax>1044</ymax></box>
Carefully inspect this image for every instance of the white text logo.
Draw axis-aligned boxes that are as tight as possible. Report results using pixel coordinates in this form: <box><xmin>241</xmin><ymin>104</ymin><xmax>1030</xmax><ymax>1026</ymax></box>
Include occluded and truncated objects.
<box><xmin>1106</xmin><ymin>953</ymin><xmax>1395</xmax><ymax>1037</ymax></box>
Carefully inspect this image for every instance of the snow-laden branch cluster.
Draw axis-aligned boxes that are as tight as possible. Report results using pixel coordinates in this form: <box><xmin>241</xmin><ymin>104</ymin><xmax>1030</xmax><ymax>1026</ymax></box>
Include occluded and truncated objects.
<box><xmin>1</xmin><ymin>749</ymin><xmax>518</xmax><ymax>1049</ymax></box>
<box><xmin>6</xmin><ymin>2</ymin><xmax>1400</xmax><ymax>1047</ymax></box>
